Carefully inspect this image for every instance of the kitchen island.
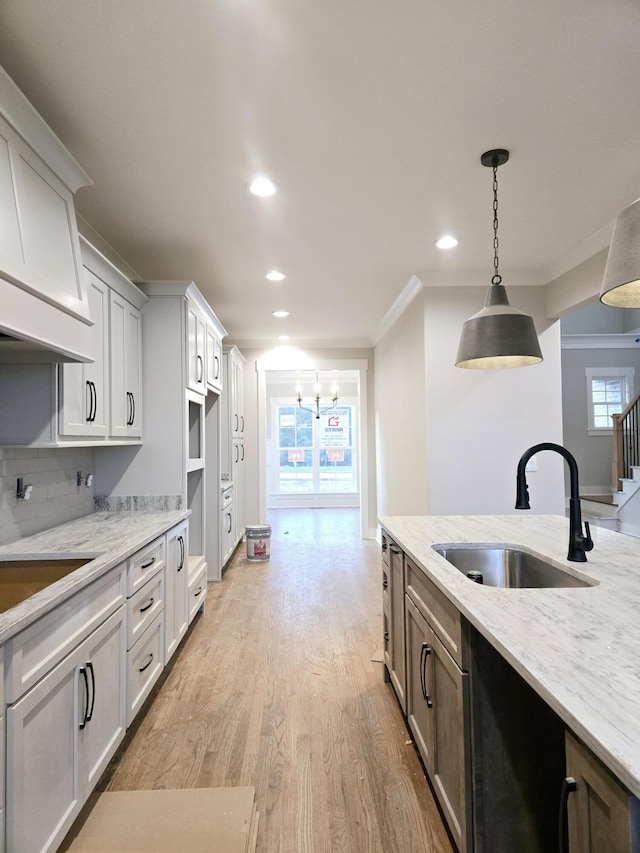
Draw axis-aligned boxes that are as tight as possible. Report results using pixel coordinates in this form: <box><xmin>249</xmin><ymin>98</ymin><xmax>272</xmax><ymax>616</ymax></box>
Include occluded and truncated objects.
<box><xmin>380</xmin><ymin>514</ymin><xmax>640</xmax><ymax>851</ymax></box>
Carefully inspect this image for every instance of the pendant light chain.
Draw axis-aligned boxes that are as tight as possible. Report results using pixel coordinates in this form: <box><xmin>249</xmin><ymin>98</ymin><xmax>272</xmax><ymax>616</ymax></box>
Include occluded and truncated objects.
<box><xmin>492</xmin><ymin>164</ymin><xmax>501</xmax><ymax>285</ymax></box>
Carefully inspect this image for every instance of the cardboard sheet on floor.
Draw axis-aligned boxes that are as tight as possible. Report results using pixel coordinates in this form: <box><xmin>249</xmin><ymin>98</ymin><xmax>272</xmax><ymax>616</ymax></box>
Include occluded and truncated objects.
<box><xmin>65</xmin><ymin>787</ymin><xmax>258</xmax><ymax>853</ymax></box>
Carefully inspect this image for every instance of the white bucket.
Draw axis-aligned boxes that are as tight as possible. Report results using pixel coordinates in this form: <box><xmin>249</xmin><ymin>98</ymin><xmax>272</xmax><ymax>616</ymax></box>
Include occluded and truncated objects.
<box><xmin>246</xmin><ymin>524</ymin><xmax>272</xmax><ymax>561</ymax></box>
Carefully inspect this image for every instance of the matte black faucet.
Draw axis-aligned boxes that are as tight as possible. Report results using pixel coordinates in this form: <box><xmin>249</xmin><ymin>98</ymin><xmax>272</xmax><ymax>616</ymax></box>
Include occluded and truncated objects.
<box><xmin>515</xmin><ymin>442</ymin><xmax>594</xmax><ymax>562</ymax></box>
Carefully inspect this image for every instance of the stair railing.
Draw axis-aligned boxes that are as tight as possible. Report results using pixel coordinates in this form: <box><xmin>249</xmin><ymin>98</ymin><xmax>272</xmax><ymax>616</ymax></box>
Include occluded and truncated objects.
<box><xmin>612</xmin><ymin>390</ymin><xmax>640</xmax><ymax>488</ymax></box>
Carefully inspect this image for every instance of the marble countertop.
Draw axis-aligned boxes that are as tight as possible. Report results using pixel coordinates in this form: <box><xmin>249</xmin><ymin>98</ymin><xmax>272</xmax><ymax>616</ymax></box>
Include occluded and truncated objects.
<box><xmin>0</xmin><ymin>510</ymin><xmax>189</xmax><ymax>644</ymax></box>
<box><xmin>379</xmin><ymin>514</ymin><xmax>640</xmax><ymax>798</ymax></box>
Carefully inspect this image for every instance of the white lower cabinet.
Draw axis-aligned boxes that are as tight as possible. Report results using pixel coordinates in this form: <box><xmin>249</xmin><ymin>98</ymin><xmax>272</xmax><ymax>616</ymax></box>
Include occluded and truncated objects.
<box><xmin>2</xmin><ymin>522</ymin><xmax>197</xmax><ymax>853</ymax></box>
<box><xmin>165</xmin><ymin>521</ymin><xmax>188</xmax><ymax>662</ymax></box>
<box><xmin>188</xmin><ymin>564</ymin><xmax>207</xmax><ymax>624</ymax></box>
<box><xmin>126</xmin><ymin>614</ymin><xmax>163</xmax><ymax>727</ymax></box>
<box><xmin>125</xmin><ymin>536</ymin><xmax>165</xmax><ymax>727</ymax></box>
<box><xmin>220</xmin><ymin>484</ymin><xmax>235</xmax><ymax>567</ymax></box>
<box><xmin>6</xmin><ymin>606</ymin><xmax>126</xmax><ymax>853</ymax></box>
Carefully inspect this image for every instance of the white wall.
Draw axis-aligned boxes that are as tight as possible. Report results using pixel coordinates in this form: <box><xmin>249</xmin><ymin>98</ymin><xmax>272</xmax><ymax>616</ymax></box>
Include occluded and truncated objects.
<box><xmin>374</xmin><ymin>302</ymin><xmax>428</xmax><ymax>517</ymax></box>
<box><xmin>373</xmin><ymin>285</ymin><xmax>565</xmax><ymax>519</ymax></box>
<box><xmin>423</xmin><ymin>286</ymin><xmax>565</xmax><ymax>515</ymax></box>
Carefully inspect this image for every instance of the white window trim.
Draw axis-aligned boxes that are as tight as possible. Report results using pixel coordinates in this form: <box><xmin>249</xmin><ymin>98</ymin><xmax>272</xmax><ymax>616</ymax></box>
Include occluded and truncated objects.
<box><xmin>585</xmin><ymin>367</ymin><xmax>635</xmax><ymax>436</ymax></box>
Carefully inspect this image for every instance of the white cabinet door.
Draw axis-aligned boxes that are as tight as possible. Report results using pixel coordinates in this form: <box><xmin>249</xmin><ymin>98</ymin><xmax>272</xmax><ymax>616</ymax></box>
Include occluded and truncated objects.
<box><xmin>221</xmin><ymin>502</ymin><xmax>235</xmax><ymax>566</ymax></box>
<box><xmin>77</xmin><ymin>609</ymin><xmax>126</xmax><ymax>795</ymax></box>
<box><xmin>186</xmin><ymin>302</ymin><xmax>206</xmax><ymax>395</ymax></box>
<box><xmin>59</xmin><ymin>270</ymin><xmax>110</xmax><ymax>437</ymax></box>
<box><xmin>165</xmin><ymin>521</ymin><xmax>189</xmax><ymax>662</ymax></box>
<box><xmin>231</xmin><ymin>353</ymin><xmax>244</xmax><ymax>436</ymax></box>
<box><xmin>206</xmin><ymin>324</ymin><xmax>223</xmax><ymax>393</ymax></box>
<box><xmin>232</xmin><ymin>438</ymin><xmax>245</xmax><ymax>544</ymax></box>
<box><xmin>6</xmin><ymin>648</ymin><xmax>80</xmax><ymax>853</ymax></box>
<box><xmin>6</xmin><ymin>607</ymin><xmax>126</xmax><ymax>853</ymax></box>
<box><xmin>109</xmin><ymin>290</ymin><xmax>142</xmax><ymax>438</ymax></box>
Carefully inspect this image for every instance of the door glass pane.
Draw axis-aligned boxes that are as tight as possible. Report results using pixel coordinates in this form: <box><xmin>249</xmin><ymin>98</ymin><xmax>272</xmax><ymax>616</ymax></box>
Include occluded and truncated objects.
<box><xmin>318</xmin><ymin>406</ymin><xmax>357</xmax><ymax>492</ymax></box>
<box><xmin>278</xmin><ymin>406</ymin><xmax>313</xmax><ymax>492</ymax></box>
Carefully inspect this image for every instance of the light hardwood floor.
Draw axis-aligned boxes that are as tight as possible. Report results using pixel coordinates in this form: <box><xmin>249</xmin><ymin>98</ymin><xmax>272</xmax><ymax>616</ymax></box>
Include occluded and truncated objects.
<box><xmin>100</xmin><ymin>508</ymin><xmax>454</xmax><ymax>853</ymax></box>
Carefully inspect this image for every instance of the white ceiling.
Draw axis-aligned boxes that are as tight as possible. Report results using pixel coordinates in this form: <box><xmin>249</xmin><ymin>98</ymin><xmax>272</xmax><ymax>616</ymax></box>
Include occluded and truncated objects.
<box><xmin>1</xmin><ymin>1</ymin><xmax>639</xmax><ymax>347</ymax></box>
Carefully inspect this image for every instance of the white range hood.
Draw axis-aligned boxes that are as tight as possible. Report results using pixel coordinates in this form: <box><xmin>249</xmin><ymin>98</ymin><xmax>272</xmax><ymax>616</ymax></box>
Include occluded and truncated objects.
<box><xmin>0</xmin><ymin>63</ymin><xmax>94</xmax><ymax>363</ymax></box>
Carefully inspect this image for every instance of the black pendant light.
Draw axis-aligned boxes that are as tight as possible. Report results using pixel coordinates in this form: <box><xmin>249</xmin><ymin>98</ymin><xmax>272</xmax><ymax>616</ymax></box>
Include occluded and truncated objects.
<box><xmin>455</xmin><ymin>149</ymin><xmax>543</xmax><ymax>369</ymax></box>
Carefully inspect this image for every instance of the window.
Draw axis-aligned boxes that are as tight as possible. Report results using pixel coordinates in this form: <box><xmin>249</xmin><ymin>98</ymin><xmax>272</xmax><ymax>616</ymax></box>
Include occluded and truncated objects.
<box><xmin>585</xmin><ymin>367</ymin><xmax>634</xmax><ymax>434</ymax></box>
<box><xmin>275</xmin><ymin>403</ymin><xmax>357</xmax><ymax>493</ymax></box>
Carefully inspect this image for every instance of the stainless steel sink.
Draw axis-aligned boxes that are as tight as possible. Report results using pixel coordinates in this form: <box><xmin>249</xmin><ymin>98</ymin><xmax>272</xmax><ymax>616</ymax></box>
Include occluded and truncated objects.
<box><xmin>432</xmin><ymin>545</ymin><xmax>594</xmax><ymax>588</ymax></box>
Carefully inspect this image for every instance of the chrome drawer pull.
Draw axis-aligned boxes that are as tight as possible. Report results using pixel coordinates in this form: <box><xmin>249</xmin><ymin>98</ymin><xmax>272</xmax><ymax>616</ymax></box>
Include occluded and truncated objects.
<box><xmin>139</xmin><ymin>598</ymin><xmax>155</xmax><ymax>613</ymax></box>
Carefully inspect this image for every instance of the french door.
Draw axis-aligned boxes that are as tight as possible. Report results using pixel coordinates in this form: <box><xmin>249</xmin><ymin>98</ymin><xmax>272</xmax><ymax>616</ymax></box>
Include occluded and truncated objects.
<box><xmin>273</xmin><ymin>402</ymin><xmax>358</xmax><ymax>497</ymax></box>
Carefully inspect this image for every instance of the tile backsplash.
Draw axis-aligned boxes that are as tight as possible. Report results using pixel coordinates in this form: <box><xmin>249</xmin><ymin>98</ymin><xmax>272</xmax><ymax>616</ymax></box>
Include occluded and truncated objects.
<box><xmin>0</xmin><ymin>447</ymin><xmax>95</xmax><ymax>546</ymax></box>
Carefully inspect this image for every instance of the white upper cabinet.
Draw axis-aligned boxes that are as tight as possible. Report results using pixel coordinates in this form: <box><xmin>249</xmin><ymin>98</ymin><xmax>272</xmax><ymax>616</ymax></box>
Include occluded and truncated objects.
<box><xmin>0</xmin><ymin>64</ymin><xmax>94</xmax><ymax>361</ymax></box>
<box><xmin>57</xmin><ymin>238</ymin><xmax>146</xmax><ymax>443</ymax></box>
<box><xmin>186</xmin><ymin>301</ymin><xmax>207</xmax><ymax>395</ymax></box>
<box><xmin>206</xmin><ymin>323</ymin><xmax>223</xmax><ymax>394</ymax></box>
<box><xmin>58</xmin><ymin>271</ymin><xmax>109</xmax><ymax>436</ymax></box>
<box><xmin>109</xmin><ymin>289</ymin><xmax>143</xmax><ymax>438</ymax></box>
<box><xmin>138</xmin><ymin>280</ymin><xmax>226</xmax><ymax>397</ymax></box>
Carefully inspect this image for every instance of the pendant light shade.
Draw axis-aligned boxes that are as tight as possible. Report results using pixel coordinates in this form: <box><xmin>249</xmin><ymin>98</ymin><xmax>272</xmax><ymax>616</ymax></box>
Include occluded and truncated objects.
<box><xmin>455</xmin><ymin>282</ymin><xmax>543</xmax><ymax>369</ymax></box>
<box><xmin>600</xmin><ymin>198</ymin><xmax>640</xmax><ymax>307</ymax></box>
<box><xmin>456</xmin><ymin>149</ymin><xmax>543</xmax><ymax>370</ymax></box>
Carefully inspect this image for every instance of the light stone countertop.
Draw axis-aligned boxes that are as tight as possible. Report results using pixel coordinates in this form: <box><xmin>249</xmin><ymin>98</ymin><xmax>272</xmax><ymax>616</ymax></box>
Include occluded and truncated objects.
<box><xmin>0</xmin><ymin>510</ymin><xmax>189</xmax><ymax>644</ymax></box>
<box><xmin>379</xmin><ymin>514</ymin><xmax>640</xmax><ymax>798</ymax></box>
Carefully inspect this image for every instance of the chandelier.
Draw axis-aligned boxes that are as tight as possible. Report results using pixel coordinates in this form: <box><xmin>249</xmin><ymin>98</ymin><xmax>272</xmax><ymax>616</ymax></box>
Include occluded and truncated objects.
<box><xmin>296</xmin><ymin>373</ymin><xmax>339</xmax><ymax>420</ymax></box>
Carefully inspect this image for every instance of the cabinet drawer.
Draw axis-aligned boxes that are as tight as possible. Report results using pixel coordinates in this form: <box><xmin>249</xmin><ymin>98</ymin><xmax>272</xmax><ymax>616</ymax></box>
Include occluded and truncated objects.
<box><xmin>405</xmin><ymin>556</ymin><xmax>464</xmax><ymax>668</ymax></box>
<box><xmin>221</xmin><ymin>485</ymin><xmax>233</xmax><ymax>509</ymax></box>
<box><xmin>188</xmin><ymin>566</ymin><xmax>207</xmax><ymax>623</ymax></box>
<box><xmin>127</xmin><ymin>572</ymin><xmax>164</xmax><ymax>651</ymax></box>
<box><xmin>127</xmin><ymin>614</ymin><xmax>163</xmax><ymax>726</ymax></box>
<box><xmin>6</xmin><ymin>563</ymin><xmax>126</xmax><ymax>703</ymax></box>
<box><xmin>127</xmin><ymin>537</ymin><xmax>165</xmax><ymax>596</ymax></box>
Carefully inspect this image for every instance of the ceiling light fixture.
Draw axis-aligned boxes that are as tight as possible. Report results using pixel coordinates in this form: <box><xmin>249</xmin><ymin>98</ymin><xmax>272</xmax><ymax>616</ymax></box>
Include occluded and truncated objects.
<box><xmin>272</xmin><ymin>310</ymin><xmax>289</xmax><ymax>318</ymax></box>
<box><xmin>296</xmin><ymin>373</ymin><xmax>339</xmax><ymax>420</ymax></box>
<box><xmin>266</xmin><ymin>270</ymin><xmax>286</xmax><ymax>281</ymax></box>
<box><xmin>456</xmin><ymin>149</ymin><xmax>543</xmax><ymax>370</ymax></box>
<box><xmin>278</xmin><ymin>335</ymin><xmax>290</xmax><ymax>341</ymax></box>
<box><xmin>600</xmin><ymin>198</ymin><xmax>640</xmax><ymax>306</ymax></box>
<box><xmin>248</xmin><ymin>175</ymin><xmax>277</xmax><ymax>197</ymax></box>
<box><xmin>436</xmin><ymin>235</ymin><xmax>458</xmax><ymax>249</ymax></box>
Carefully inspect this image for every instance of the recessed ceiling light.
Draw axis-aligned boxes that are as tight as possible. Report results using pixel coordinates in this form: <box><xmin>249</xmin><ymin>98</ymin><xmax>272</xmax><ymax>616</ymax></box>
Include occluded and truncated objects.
<box><xmin>249</xmin><ymin>175</ymin><xmax>277</xmax><ymax>197</ymax></box>
<box><xmin>266</xmin><ymin>270</ymin><xmax>286</xmax><ymax>281</ymax></box>
<box><xmin>278</xmin><ymin>335</ymin><xmax>290</xmax><ymax>341</ymax></box>
<box><xmin>436</xmin><ymin>235</ymin><xmax>458</xmax><ymax>249</ymax></box>
<box><xmin>272</xmin><ymin>310</ymin><xmax>290</xmax><ymax>318</ymax></box>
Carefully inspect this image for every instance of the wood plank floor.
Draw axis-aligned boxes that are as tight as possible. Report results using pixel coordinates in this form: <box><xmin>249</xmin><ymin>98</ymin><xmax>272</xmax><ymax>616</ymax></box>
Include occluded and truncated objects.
<box><xmin>100</xmin><ymin>508</ymin><xmax>454</xmax><ymax>853</ymax></box>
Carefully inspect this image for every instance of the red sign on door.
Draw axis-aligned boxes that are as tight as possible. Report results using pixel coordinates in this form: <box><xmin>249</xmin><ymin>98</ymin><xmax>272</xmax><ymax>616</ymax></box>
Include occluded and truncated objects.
<box><xmin>327</xmin><ymin>450</ymin><xmax>344</xmax><ymax>462</ymax></box>
<box><xmin>288</xmin><ymin>449</ymin><xmax>305</xmax><ymax>462</ymax></box>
